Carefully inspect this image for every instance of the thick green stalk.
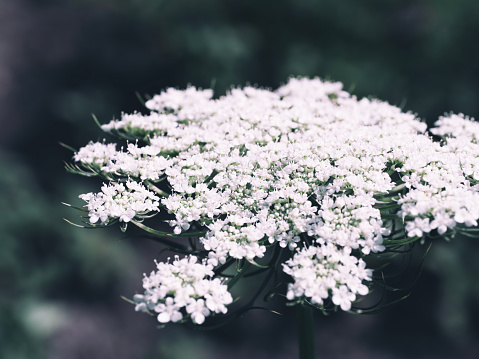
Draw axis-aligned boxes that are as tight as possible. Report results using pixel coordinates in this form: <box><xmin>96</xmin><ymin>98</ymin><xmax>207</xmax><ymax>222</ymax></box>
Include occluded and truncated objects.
<box><xmin>297</xmin><ymin>304</ymin><xmax>316</xmax><ymax>359</ymax></box>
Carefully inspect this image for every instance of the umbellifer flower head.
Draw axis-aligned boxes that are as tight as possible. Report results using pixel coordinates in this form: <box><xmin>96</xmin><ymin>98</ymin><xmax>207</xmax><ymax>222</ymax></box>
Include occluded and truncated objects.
<box><xmin>66</xmin><ymin>77</ymin><xmax>479</xmax><ymax>325</ymax></box>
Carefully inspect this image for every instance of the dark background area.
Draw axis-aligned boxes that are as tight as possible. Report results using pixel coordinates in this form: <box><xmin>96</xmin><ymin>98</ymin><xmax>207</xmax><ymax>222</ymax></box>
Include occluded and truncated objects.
<box><xmin>1</xmin><ymin>0</ymin><xmax>479</xmax><ymax>358</ymax></box>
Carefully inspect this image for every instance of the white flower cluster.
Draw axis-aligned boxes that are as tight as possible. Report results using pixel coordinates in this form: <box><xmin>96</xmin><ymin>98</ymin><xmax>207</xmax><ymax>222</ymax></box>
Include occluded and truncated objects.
<box><xmin>133</xmin><ymin>255</ymin><xmax>233</xmax><ymax>325</ymax></box>
<box><xmin>74</xmin><ymin>141</ymin><xmax>117</xmax><ymax>165</ymax></box>
<box><xmin>396</xmin><ymin>113</ymin><xmax>479</xmax><ymax>237</ymax></box>
<box><xmin>79</xmin><ymin>181</ymin><xmax>160</xmax><ymax>224</ymax></box>
<box><xmin>101</xmin><ymin>112</ymin><xmax>179</xmax><ymax>136</ymax></box>
<box><xmin>431</xmin><ymin>113</ymin><xmax>479</xmax><ymax>142</ymax></box>
<box><xmin>145</xmin><ymin>87</ymin><xmax>214</xmax><ymax>113</ymax></box>
<box><xmin>431</xmin><ymin>113</ymin><xmax>479</xmax><ymax>184</ymax></box>
<box><xmin>72</xmin><ymin>141</ymin><xmax>171</xmax><ymax>181</ymax></box>
<box><xmin>283</xmin><ymin>244</ymin><xmax>372</xmax><ymax>311</ymax></box>
<box><xmin>71</xmin><ymin>77</ymin><xmax>479</xmax><ymax>319</ymax></box>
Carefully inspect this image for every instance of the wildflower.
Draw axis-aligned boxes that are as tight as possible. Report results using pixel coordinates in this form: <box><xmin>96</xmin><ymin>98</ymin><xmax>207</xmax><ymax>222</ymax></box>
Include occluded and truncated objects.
<box><xmin>68</xmin><ymin>77</ymin><xmax>479</xmax><ymax>324</ymax></box>
<box><xmin>133</xmin><ymin>256</ymin><xmax>232</xmax><ymax>325</ymax></box>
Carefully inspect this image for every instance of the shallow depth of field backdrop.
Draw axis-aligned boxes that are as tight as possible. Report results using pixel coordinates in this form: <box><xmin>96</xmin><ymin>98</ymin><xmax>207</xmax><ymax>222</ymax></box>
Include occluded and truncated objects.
<box><xmin>1</xmin><ymin>0</ymin><xmax>479</xmax><ymax>358</ymax></box>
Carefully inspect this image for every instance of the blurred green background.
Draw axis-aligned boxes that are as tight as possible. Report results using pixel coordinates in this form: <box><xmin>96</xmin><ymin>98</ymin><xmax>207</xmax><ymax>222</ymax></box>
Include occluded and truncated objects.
<box><xmin>1</xmin><ymin>0</ymin><xmax>479</xmax><ymax>358</ymax></box>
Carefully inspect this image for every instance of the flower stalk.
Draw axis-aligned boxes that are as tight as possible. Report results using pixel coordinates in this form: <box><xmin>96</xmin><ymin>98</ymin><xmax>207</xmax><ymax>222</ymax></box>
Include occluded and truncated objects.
<box><xmin>297</xmin><ymin>304</ymin><xmax>316</xmax><ymax>359</ymax></box>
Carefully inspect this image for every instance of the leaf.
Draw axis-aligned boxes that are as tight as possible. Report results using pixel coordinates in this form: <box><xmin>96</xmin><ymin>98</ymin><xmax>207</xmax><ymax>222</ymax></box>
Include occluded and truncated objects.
<box><xmin>63</xmin><ymin>218</ymin><xmax>98</xmax><ymax>229</ymax></box>
<box><xmin>145</xmin><ymin>181</ymin><xmax>170</xmax><ymax>197</ymax></box>
<box><xmin>397</xmin><ymin>242</ymin><xmax>432</xmax><ymax>291</ymax></box>
<box><xmin>263</xmin><ymin>282</ymin><xmax>282</xmax><ymax>302</ymax></box>
<box><xmin>377</xmin><ymin>204</ymin><xmax>401</xmax><ymax>211</ymax></box>
<box><xmin>351</xmin><ymin>293</ymin><xmax>411</xmax><ymax>315</ymax></box>
<box><xmin>269</xmin><ymin>310</ymin><xmax>283</xmax><ymax>316</ymax></box>
<box><xmin>227</xmin><ymin>262</ymin><xmax>251</xmax><ymax>290</ymax></box>
<box><xmin>92</xmin><ymin>113</ymin><xmax>103</xmax><ymax>130</ymax></box>
<box><xmin>373</xmin><ymin>243</ymin><xmax>431</xmax><ymax>296</ymax></box>
<box><xmin>61</xmin><ymin>202</ymin><xmax>89</xmax><ymax>212</ymax></box>
<box><xmin>213</xmin><ymin>258</ymin><xmax>236</xmax><ymax>276</ymax></box>
<box><xmin>204</xmin><ymin>169</ymin><xmax>219</xmax><ymax>183</ymax></box>
<box><xmin>64</xmin><ymin>217</ymin><xmax>118</xmax><ymax>229</ymax></box>
<box><xmin>131</xmin><ymin>220</ymin><xmax>207</xmax><ymax>238</ymax></box>
<box><xmin>63</xmin><ymin>218</ymin><xmax>86</xmax><ymax>228</ymax></box>
<box><xmin>59</xmin><ymin>142</ymin><xmax>77</xmax><ymax>152</ymax></box>
<box><xmin>456</xmin><ymin>229</ymin><xmax>479</xmax><ymax>238</ymax></box>
<box><xmin>380</xmin><ymin>214</ymin><xmax>401</xmax><ymax>220</ymax></box>
<box><xmin>246</xmin><ymin>258</ymin><xmax>269</xmax><ymax>269</ymax></box>
<box><xmin>64</xmin><ymin>162</ymin><xmax>98</xmax><ymax>177</ymax></box>
<box><xmin>135</xmin><ymin>91</ymin><xmax>147</xmax><ymax>107</ymax></box>
<box><xmin>383</xmin><ymin>236</ymin><xmax>420</xmax><ymax>247</ymax></box>
<box><xmin>120</xmin><ymin>296</ymin><xmax>136</xmax><ymax>305</ymax></box>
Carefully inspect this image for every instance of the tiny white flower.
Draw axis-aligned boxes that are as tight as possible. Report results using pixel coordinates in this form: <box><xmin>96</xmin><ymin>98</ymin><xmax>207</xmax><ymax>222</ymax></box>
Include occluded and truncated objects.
<box><xmin>332</xmin><ymin>285</ymin><xmax>356</xmax><ymax>311</ymax></box>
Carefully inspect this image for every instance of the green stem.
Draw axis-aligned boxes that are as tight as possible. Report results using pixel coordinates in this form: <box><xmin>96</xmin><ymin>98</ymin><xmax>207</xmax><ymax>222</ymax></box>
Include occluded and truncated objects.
<box><xmin>227</xmin><ymin>261</ymin><xmax>251</xmax><ymax>290</ymax></box>
<box><xmin>145</xmin><ymin>180</ymin><xmax>170</xmax><ymax>197</ymax></box>
<box><xmin>297</xmin><ymin>304</ymin><xmax>316</xmax><ymax>359</ymax></box>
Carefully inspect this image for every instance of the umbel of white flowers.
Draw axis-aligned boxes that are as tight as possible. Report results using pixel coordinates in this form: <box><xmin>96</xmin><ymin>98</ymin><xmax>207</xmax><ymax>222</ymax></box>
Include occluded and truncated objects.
<box><xmin>68</xmin><ymin>77</ymin><xmax>479</xmax><ymax>326</ymax></box>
